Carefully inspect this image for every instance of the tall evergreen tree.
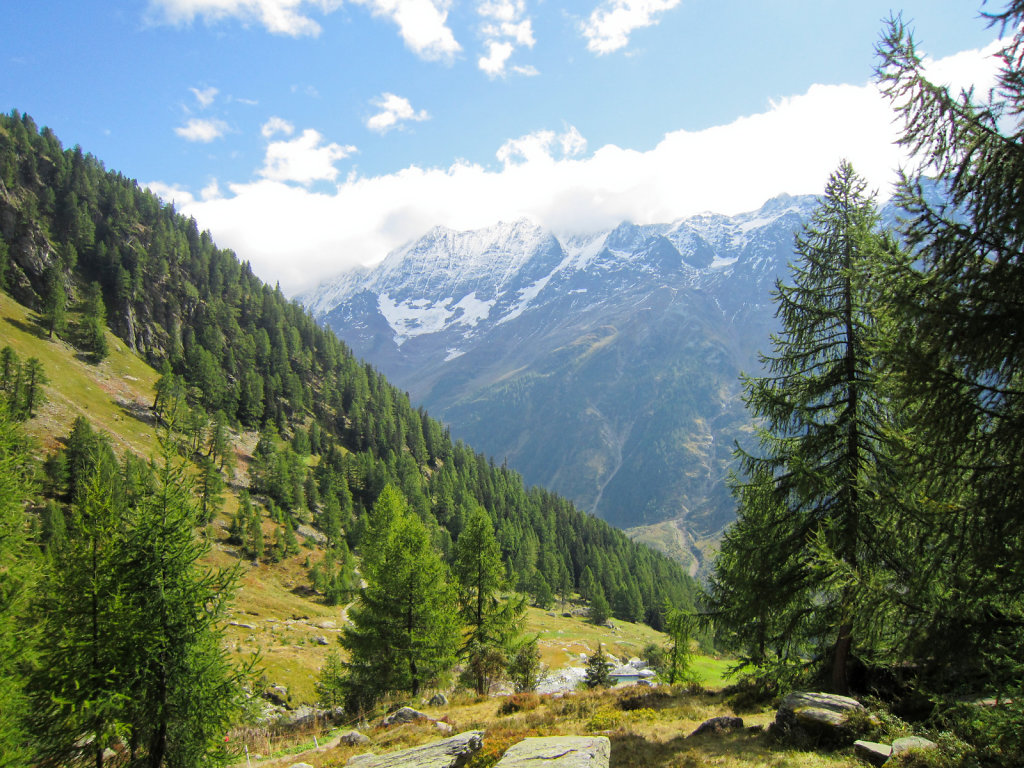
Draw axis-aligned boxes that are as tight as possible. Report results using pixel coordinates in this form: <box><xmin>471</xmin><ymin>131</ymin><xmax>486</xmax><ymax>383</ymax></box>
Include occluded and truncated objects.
<box><xmin>705</xmin><ymin>162</ymin><xmax>899</xmax><ymax>693</ymax></box>
<box><xmin>873</xmin><ymin>6</ymin><xmax>1024</xmax><ymax>702</ymax></box>
<box><xmin>452</xmin><ymin>505</ymin><xmax>525</xmax><ymax>695</ymax></box>
<box><xmin>20</xmin><ymin>357</ymin><xmax>46</xmax><ymax>419</ymax></box>
<box><xmin>0</xmin><ymin>401</ymin><xmax>37</xmax><ymax>766</ymax></box>
<box><xmin>340</xmin><ymin>486</ymin><xmax>460</xmax><ymax>711</ymax></box>
<box><xmin>41</xmin><ymin>264</ymin><xmax>66</xmax><ymax>340</ymax></box>
<box><xmin>31</xmin><ymin>437</ymin><xmax>247</xmax><ymax>767</ymax></box>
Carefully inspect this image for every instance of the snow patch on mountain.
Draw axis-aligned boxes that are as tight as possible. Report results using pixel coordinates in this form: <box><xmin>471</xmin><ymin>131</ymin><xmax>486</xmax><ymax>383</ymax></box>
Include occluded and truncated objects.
<box><xmin>498</xmin><ymin>273</ymin><xmax>553</xmax><ymax>326</ymax></box>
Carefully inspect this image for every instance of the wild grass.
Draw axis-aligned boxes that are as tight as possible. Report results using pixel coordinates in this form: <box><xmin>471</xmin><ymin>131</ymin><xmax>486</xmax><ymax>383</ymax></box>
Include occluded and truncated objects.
<box><xmin>244</xmin><ymin>685</ymin><xmax>861</xmax><ymax>768</ymax></box>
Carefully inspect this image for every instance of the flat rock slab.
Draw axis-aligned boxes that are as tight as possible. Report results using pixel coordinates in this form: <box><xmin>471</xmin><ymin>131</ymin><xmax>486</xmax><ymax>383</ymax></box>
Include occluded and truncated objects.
<box><xmin>854</xmin><ymin>740</ymin><xmax>892</xmax><ymax>766</ymax></box>
<box><xmin>892</xmin><ymin>736</ymin><xmax>938</xmax><ymax>755</ymax></box>
<box><xmin>344</xmin><ymin>730</ymin><xmax>484</xmax><ymax>768</ymax></box>
<box><xmin>494</xmin><ymin>736</ymin><xmax>610</xmax><ymax>768</ymax></box>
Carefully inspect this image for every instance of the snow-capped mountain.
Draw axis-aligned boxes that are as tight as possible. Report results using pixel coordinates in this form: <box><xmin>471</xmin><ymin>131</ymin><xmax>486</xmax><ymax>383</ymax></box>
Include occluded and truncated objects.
<box><xmin>300</xmin><ymin>194</ymin><xmax>820</xmax><ymax>564</ymax></box>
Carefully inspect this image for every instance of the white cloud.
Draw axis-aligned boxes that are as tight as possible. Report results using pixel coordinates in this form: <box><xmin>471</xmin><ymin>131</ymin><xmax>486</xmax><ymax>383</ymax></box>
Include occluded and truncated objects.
<box><xmin>477</xmin><ymin>0</ymin><xmax>534</xmax><ymax>77</ymax></box>
<box><xmin>261</xmin><ymin>116</ymin><xmax>295</xmax><ymax>138</ymax></box>
<box><xmin>154</xmin><ymin>43</ymin><xmax>1001</xmax><ymax>295</ymax></box>
<box><xmin>582</xmin><ymin>0</ymin><xmax>681</xmax><ymax>55</ymax></box>
<box><xmin>175</xmin><ymin>117</ymin><xmax>229</xmax><ymax>142</ymax></box>
<box><xmin>145</xmin><ymin>181</ymin><xmax>196</xmax><ymax>207</ymax></box>
<box><xmin>259</xmin><ymin>128</ymin><xmax>356</xmax><ymax>185</ymax></box>
<box><xmin>146</xmin><ymin>0</ymin><xmax>343</xmax><ymax>37</ymax></box>
<box><xmin>366</xmin><ymin>93</ymin><xmax>430</xmax><ymax>134</ymax></box>
<box><xmin>352</xmin><ymin>0</ymin><xmax>461</xmax><ymax>61</ymax></box>
<box><xmin>201</xmin><ymin>178</ymin><xmax>222</xmax><ymax>200</ymax></box>
<box><xmin>497</xmin><ymin>126</ymin><xmax>587</xmax><ymax>167</ymax></box>
<box><xmin>190</xmin><ymin>85</ymin><xmax>219</xmax><ymax>108</ymax></box>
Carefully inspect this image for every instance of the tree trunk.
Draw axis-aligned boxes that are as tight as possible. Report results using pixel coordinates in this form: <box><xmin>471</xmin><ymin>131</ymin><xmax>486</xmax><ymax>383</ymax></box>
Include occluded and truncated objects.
<box><xmin>832</xmin><ymin>622</ymin><xmax>853</xmax><ymax>695</ymax></box>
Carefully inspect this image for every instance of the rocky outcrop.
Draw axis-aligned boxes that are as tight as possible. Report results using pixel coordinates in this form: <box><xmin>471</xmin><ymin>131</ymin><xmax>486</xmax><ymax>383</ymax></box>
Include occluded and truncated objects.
<box><xmin>493</xmin><ymin>736</ymin><xmax>610</xmax><ymax>767</ymax></box>
<box><xmin>344</xmin><ymin>730</ymin><xmax>484</xmax><ymax>768</ymax></box>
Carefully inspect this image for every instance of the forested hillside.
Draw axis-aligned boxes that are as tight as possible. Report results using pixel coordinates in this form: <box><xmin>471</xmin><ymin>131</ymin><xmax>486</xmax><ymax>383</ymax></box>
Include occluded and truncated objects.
<box><xmin>0</xmin><ymin>109</ymin><xmax>695</xmax><ymax>624</ymax></box>
<box><xmin>0</xmin><ymin>109</ymin><xmax>700</xmax><ymax>763</ymax></box>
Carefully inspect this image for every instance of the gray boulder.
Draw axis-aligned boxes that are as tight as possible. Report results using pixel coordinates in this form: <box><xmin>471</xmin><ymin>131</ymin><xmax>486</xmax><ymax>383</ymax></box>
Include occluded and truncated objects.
<box><xmin>853</xmin><ymin>740</ymin><xmax>892</xmax><ymax>766</ymax></box>
<box><xmin>775</xmin><ymin>691</ymin><xmax>866</xmax><ymax>745</ymax></box>
<box><xmin>343</xmin><ymin>730</ymin><xmax>484</xmax><ymax>768</ymax></box>
<box><xmin>892</xmin><ymin>736</ymin><xmax>938</xmax><ymax>756</ymax></box>
<box><xmin>494</xmin><ymin>736</ymin><xmax>610</xmax><ymax>767</ymax></box>
<box><xmin>340</xmin><ymin>730</ymin><xmax>370</xmax><ymax>746</ymax></box>
<box><xmin>380</xmin><ymin>706</ymin><xmax>430</xmax><ymax>728</ymax></box>
<box><xmin>777</xmin><ymin>691</ymin><xmax>862</xmax><ymax>725</ymax></box>
<box><xmin>689</xmin><ymin>716</ymin><xmax>744</xmax><ymax>737</ymax></box>
<box><xmin>428</xmin><ymin>692</ymin><xmax>449</xmax><ymax>707</ymax></box>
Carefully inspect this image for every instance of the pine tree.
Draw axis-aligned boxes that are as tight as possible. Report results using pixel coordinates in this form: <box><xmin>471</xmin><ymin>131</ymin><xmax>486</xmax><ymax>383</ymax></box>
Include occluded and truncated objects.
<box><xmin>31</xmin><ymin>437</ymin><xmax>248</xmax><ymax>767</ymax></box>
<box><xmin>118</xmin><ymin>439</ymin><xmax>247</xmax><ymax>767</ymax></box>
<box><xmin>507</xmin><ymin>635</ymin><xmax>545</xmax><ymax>693</ymax></box>
<box><xmin>588</xmin><ymin>586</ymin><xmax>611</xmax><ymax>626</ymax></box>
<box><xmin>452</xmin><ymin>505</ymin><xmax>525</xmax><ymax>695</ymax></box>
<box><xmin>873</xmin><ymin>6</ymin><xmax>1024</xmax><ymax>704</ymax></box>
<box><xmin>30</xmin><ymin>471</ymin><xmax>131</xmax><ymax>768</ymax></box>
<box><xmin>705</xmin><ymin>162</ymin><xmax>900</xmax><ymax>693</ymax></box>
<box><xmin>79</xmin><ymin>280</ymin><xmax>108</xmax><ymax>360</ymax></box>
<box><xmin>21</xmin><ymin>356</ymin><xmax>46</xmax><ymax>419</ymax></box>
<box><xmin>42</xmin><ymin>264</ymin><xmax>67</xmax><ymax>340</ymax></box>
<box><xmin>340</xmin><ymin>485</ymin><xmax>460</xmax><ymax>711</ymax></box>
<box><xmin>584</xmin><ymin>644</ymin><xmax>613</xmax><ymax>689</ymax></box>
<box><xmin>0</xmin><ymin>401</ymin><xmax>37</xmax><ymax>766</ymax></box>
<box><xmin>663</xmin><ymin>605</ymin><xmax>696</xmax><ymax>685</ymax></box>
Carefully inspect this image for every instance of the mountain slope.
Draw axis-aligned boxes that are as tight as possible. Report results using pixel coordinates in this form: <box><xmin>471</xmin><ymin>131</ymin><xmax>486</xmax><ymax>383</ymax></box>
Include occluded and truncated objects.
<box><xmin>303</xmin><ymin>196</ymin><xmax>817</xmax><ymax>549</ymax></box>
<box><xmin>0</xmin><ymin>109</ymin><xmax>697</xmax><ymax>643</ymax></box>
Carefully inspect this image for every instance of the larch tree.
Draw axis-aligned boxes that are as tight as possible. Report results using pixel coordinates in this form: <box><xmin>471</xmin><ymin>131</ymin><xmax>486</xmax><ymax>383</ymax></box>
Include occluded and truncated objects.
<box><xmin>340</xmin><ymin>485</ymin><xmax>460</xmax><ymax>711</ymax></box>
<box><xmin>0</xmin><ymin>401</ymin><xmax>38</xmax><ymax>767</ymax></box>
<box><xmin>873</xmin><ymin>5</ymin><xmax>1024</xmax><ymax>705</ymax></box>
<box><xmin>706</xmin><ymin>162</ymin><xmax>901</xmax><ymax>693</ymax></box>
<box><xmin>452</xmin><ymin>504</ymin><xmax>525</xmax><ymax>695</ymax></box>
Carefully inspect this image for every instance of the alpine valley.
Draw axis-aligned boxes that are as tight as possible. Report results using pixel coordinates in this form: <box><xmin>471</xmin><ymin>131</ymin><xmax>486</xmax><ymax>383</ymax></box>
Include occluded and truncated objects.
<box><xmin>302</xmin><ymin>194</ymin><xmax>826</xmax><ymax>571</ymax></box>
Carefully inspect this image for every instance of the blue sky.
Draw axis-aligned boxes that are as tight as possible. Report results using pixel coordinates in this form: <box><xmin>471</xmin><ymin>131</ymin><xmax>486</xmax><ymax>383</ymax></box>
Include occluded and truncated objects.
<box><xmin>1</xmin><ymin>0</ymin><xmax>1005</xmax><ymax>293</ymax></box>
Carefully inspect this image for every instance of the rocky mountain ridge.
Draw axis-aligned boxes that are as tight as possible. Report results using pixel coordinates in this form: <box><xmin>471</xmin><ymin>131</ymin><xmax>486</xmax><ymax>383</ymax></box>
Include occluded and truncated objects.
<box><xmin>301</xmin><ymin>194</ymin><xmax>821</xmax><ymax>563</ymax></box>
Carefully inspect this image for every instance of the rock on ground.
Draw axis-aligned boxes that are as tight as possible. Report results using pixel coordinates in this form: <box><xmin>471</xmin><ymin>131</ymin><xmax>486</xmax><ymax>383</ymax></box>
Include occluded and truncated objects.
<box><xmin>689</xmin><ymin>716</ymin><xmax>745</xmax><ymax>737</ymax></box>
<box><xmin>340</xmin><ymin>730</ymin><xmax>370</xmax><ymax>746</ymax></box>
<box><xmin>380</xmin><ymin>706</ymin><xmax>430</xmax><ymax>728</ymax></box>
<box><xmin>892</xmin><ymin>736</ymin><xmax>938</xmax><ymax>756</ymax></box>
<box><xmin>776</xmin><ymin>691</ymin><xmax>863</xmax><ymax>727</ymax></box>
<box><xmin>854</xmin><ymin>740</ymin><xmax>892</xmax><ymax>766</ymax></box>
<box><xmin>493</xmin><ymin>736</ymin><xmax>610</xmax><ymax>767</ymax></box>
<box><xmin>344</xmin><ymin>730</ymin><xmax>484</xmax><ymax>768</ymax></box>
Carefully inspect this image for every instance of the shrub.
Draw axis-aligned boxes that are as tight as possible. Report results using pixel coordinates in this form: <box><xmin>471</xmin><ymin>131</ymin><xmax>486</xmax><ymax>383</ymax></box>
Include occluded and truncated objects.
<box><xmin>498</xmin><ymin>693</ymin><xmax>542</xmax><ymax>715</ymax></box>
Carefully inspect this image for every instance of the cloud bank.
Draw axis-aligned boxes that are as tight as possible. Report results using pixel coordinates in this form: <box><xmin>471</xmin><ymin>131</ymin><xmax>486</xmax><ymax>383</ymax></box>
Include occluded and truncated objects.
<box><xmin>151</xmin><ymin>41</ymin><xmax>1003</xmax><ymax>295</ymax></box>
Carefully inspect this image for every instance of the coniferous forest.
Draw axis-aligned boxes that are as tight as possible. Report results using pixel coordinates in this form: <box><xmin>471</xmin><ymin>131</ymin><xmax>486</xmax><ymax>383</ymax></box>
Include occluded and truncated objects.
<box><xmin>0</xmin><ymin>107</ymin><xmax>696</xmax><ymax>765</ymax></box>
<box><xmin>1</xmin><ymin>3</ymin><xmax>1024</xmax><ymax>767</ymax></box>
